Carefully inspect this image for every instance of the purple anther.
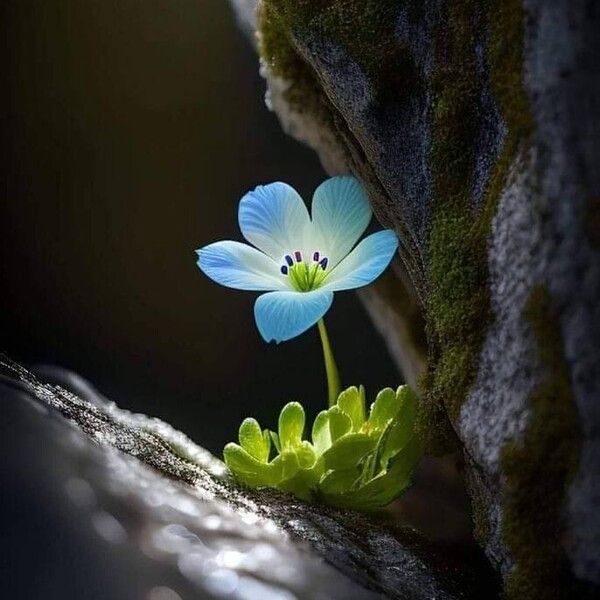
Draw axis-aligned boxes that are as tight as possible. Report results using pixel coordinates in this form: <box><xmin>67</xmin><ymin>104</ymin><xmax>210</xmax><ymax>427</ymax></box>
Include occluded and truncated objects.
<box><xmin>280</xmin><ymin>265</ymin><xmax>288</xmax><ymax>275</ymax></box>
<box><xmin>285</xmin><ymin>255</ymin><xmax>293</xmax><ymax>266</ymax></box>
<box><xmin>313</xmin><ymin>251</ymin><xmax>320</xmax><ymax>262</ymax></box>
<box><xmin>294</xmin><ymin>251</ymin><xmax>303</xmax><ymax>262</ymax></box>
<box><xmin>319</xmin><ymin>257</ymin><xmax>328</xmax><ymax>269</ymax></box>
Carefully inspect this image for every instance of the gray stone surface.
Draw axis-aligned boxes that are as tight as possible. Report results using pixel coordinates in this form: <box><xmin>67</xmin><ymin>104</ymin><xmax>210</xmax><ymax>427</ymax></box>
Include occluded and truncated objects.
<box><xmin>522</xmin><ymin>1</ymin><xmax>600</xmax><ymax>583</ymax></box>
<box><xmin>0</xmin><ymin>355</ymin><xmax>498</xmax><ymax>599</ymax></box>
<box><xmin>459</xmin><ymin>149</ymin><xmax>542</xmax><ymax>576</ymax></box>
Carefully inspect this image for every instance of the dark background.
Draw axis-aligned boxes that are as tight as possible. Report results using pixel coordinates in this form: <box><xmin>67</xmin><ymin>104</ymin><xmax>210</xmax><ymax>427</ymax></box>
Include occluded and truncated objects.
<box><xmin>1</xmin><ymin>0</ymin><xmax>399</xmax><ymax>454</ymax></box>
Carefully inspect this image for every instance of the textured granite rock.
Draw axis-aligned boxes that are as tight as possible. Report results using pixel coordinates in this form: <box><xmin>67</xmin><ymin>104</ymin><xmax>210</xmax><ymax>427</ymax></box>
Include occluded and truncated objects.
<box><xmin>0</xmin><ymin>355</ymin><xmax>498</xmax><ymax>599</ymax></box>
<box><xmin>227</xmin><ymin>1</ymin><xmax>600</xmax><ymax>597</ymax></box>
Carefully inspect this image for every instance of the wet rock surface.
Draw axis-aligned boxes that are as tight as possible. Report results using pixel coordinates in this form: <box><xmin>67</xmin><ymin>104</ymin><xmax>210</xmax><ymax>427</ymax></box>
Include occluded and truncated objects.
<box><xmin>0</xmin><ymin>355</ymin><xmax>498</xmax><ymax>600</ymax></box>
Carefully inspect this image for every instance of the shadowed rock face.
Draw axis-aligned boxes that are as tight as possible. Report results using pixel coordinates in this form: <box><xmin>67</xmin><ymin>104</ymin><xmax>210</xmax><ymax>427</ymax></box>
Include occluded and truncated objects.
<box><xmin>0</xmin><ymin>356</ymin><xmax>498</xmax><ymax>600</ymax></box>
<box><xmin>227</xmin><ymin>1</ymin><xmax>600</xmax><ymax>597</ymax></box>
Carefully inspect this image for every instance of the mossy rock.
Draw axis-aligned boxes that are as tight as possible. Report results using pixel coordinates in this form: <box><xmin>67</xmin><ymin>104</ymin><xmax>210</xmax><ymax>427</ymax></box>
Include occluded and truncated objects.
<box><xmin>231</xmin><ymin>0</ymin><xmax>600</xmax><ymax>597</ymax></box>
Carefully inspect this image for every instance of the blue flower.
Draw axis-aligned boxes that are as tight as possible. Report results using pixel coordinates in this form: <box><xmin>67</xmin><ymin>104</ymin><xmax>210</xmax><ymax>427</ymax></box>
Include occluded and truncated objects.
<box><xmin>196</xmin><ymin>176</ymin><xmax>398</xmax><ymax>343</ymax></box>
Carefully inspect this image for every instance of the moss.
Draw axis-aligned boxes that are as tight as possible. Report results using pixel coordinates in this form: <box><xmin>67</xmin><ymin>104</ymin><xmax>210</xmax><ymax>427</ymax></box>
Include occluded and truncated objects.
<box><xmin>469</xmin><ymin>475</ymin><xmax>491</xmax><ymax>545</ymax></box>
<box><xmin>421</xmin><ymin>0</ymin><xmax>534</xmax><ymax>454</ymax></box>
<box><xmin>259</xmin><ymin>1</ymin><xmax>423</xmax><ymax>119</ymax></box>
<box><xmin>258</xmin><ymin>2</ymin><xmax>332</xmax><ymax>123</ymax></box>
<box><xmin>421</xmin><ymin>0</ymin><xmax>491</xmax><ymax>452</ymax></box>
<box><xmin>261</xmin><ymin>1</ymin><xmax>405</xmax><ymax>74</ymax></box>
<box><xmin>501</xmin><ymin>287</ymin><xmax>584</xmax><ymax>599</ymax></box>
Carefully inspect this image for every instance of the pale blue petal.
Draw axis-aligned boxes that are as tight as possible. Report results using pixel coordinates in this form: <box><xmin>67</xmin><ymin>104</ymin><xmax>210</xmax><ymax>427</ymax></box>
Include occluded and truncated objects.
<box><xmin>238</xmin><ymin>182</ymin><xmax>311</xmax><ymax>260</ymax></box>
<box><xmin>311</xmin><ymin>176</ymin><xmax>372</xmax><ymax>267</ymax></box>
<box><xmin>322</xmin><ymin>230</ymin><xmax>398</xmax><ymax>292</ymax></box>
<box><xmin>254</xmin><ymin>289</ymin><xmax>334</xmax><ymax>343</ymax></box>
<box><xmin>197</xmin><ymin>241</ymin><xmax>286</xmax><ymax>291</ymax></box>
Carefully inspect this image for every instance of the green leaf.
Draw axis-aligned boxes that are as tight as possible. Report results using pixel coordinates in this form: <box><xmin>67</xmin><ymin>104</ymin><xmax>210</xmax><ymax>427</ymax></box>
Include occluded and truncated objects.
<box><xmin>278</xmin><ymin>468</ymin><xmax>317</xmax><ymax>501</ymax></box>
<box><xmin>238</xmin><ymin>418</ymin><xmax>269</xmax><ymax>462</ymax></box>
<box><xmin>311</xmin><ymin>410</ymin><xmax>331</xmax><ymax>456</ymax></box>
<box><xmin>379</xmin><ymin>386</ymin><xmax>418</xmax><ymax>466</ymax></box>
<box><xmin>321</xmin><ymin>433</ymin><xmax>375</xmax><ymax>470</ymax></box>
<box><xmin>328</xmin><ymin>406</ymin><xmax>352</xmax><ymax>442</ymax></box>
<box><xmin>368</xmin><ymin>387</ymin><xmax>401</xmax><ymax>431</ymax></box>
<box><xmin>358</xmin><ymin>419</ymin><xmax>394</xmax><ymax>484</ymax></box>
<box><xmin>223</xmin><ymin>443</ymin><xmax>276</xmax><ymax>487</ymax></box>
<box><xmin>346</xmin><ymin>436</ymin><xmax>423</xmax><ymax>509</ymax></box>
<box><xmin>319</xmin><ymin>467</ymin><xmax>360</xmax><ymax>495</ymax></box>
<box><xmin>278</xmin><ymin>402</ymin><xmax>305</xmax><ymax>450</ymax></box>
<box><xmin>334</xmin><ymin>471</ymin><xmax>411</xmax><ymax>511</ymax></box>
<box><xmin>388</xmin><ymin>434</ymin><xmax>424</xmax><ymax>480</ymax></box>
<box><xmin>262</xmin><ymin>429</ymin><xmax>272</xmax><ymax>458</ymax></box>
<box><xmin>324</xmin><ymin>439</ymin><xmax>422</xmax><ymax>511</ymax></box>
<box><xmin>271</xmin><ymin>450</ymin><xmax>300</xmax><ymax>482</ymax></box>
<box><xmin>337</xmin><ymin>386</ymin><xmax>366</xmax><ymax>432</ymax></box>
<box><xmin>396</xmin><ymin>384</ymin><xmax>418</xmax><ymax>417</ymax></box>
<box><xmin>296</xmin><ymin>440</ymin><xmax>317</xmax><ymax>469</ymax></box>
<box><xmin>223</xmin><ymin>385</ymin><xmax>422</xmax><ymax>512</ymax></box>
<box><xmin>269</xmin><ymin>430</ymin><xmax>281</xmax><ymax>453</ymax></box>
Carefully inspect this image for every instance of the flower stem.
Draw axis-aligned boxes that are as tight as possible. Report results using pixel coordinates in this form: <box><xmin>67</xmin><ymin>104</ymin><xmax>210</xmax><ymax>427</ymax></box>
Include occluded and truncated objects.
<box><xmin>317</xmin><ymin>318</ymin><xmax>341</xmax><ymax>407</ymax></box>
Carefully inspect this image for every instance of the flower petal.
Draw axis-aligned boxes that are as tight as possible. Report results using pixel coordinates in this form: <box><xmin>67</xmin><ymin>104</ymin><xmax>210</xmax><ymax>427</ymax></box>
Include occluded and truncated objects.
<box><xmin>254</xmin><ymin>289</ymin><xmax>334</xmax><ymax>343</ymax></box>
<box><xmin>311</xmin><ymin>176</ymin><xmax>372</xmax><ymax>266</ymax></box>
<box><xmin>196</xmin><ymin>241</ymin><xmax>286</xmax><ymax>291</ymax></box>
<box><xmin>322</xmin><ymin>230</ymin><xmax>398</xmax><ymax>292</ymax></box>
<box><xmin>238</xmin><ymin>182</ymin><xmax>311</xmax><ymax>260</ymax></box>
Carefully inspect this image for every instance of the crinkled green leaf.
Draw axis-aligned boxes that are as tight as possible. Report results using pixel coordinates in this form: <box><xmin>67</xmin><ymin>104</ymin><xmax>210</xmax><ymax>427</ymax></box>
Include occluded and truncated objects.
<box><xmin>396</xmin><ymin>384</ymin><xmax>418</xmax><ymax>417</ymax></box>
<box><xmin>388</xmin><ymin>434</ymin><xmax>424</xmax><ymax>480</ymax></box>
<box><xmin>279</xmin><ymin>402</ymin><xmax>305</xmax><ymax>450</ymax></box>
<box><xmin>337</xmin><ymin>386</ymin><xmax>366</xmax><ymax>432</ymax></box>
<box><xmin>358</xmin><ymin>419</ymin><xmax>394</xmax><ymax>485</ymax></box>
<box><xmin>328</xmin><ymin>470</ymin><xmax>411</xmax><ymax>511</ymax></box>
<box><xmin>279</xmin><ymin>468</ymin><xmax>318</xmax><ymax>500</ymax></box>
<box><xmin>296</xmin><ymin>440</ymin><xmax>317</xmax><ymax>469</ymax></box>
<box><xmin>321</xmin><ymin>433</ymin><xmax>375</xmax><ymax>470</ymax></box>
<box><xmin>238</xmin><ymin>418</ymin><xmax>269</xmax><ymax>462</ymax></box>
<box><xmin>319</xmin><ymin>467</ymin><xmax>360</xmax><ymax>495</ymax></box>
<box><xmin>224</xmin><ymin>387</ymin><xmax>423</xmax><ymax>511</ymax></box>
<box><xmin>311</xmin><ymin>410</ymin><xmax>331</xmax><ymax>455</ymax></box>
<box><xmin>323</xmin><ymin>437</ymin><xmax>423</xmax><ymax>510</ymax></box>
<box><xmin>271</xmin><ymin>450</ymin><xmax>299</xmax><ymax>482</ymax></box>
<box><xmin>381</xmin><ymin>401</ymin><xmax>417</xmax><ymax>467</ymax></box>
<box><xmin>262</xmin><ymin>429</ymin><xmax>272</xmax><ymax>458</ymax></box>
<box><xmin>269</xmin><ymin>430</ymin><xmax>281</xmax><ymax>453</ymax></box>
<box><xmin>223</xmin><ymin>443</ymin><xmax>276</xmax><ymax>487</ymax></box>
<box><xmin>368</xmin><ymin>387</ymin><xmax>401</xmax><ymax>431</ymax></box>
<box><xmin>328</xmin><ymin>406</ymin><xmax>352</xmax><ymax>442</ymax></box>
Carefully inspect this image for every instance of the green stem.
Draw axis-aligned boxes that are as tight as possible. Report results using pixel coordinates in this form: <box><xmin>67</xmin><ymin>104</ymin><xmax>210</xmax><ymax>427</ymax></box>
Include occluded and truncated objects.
<box><xmin>317</xmin><ymin>318</ymin><xmax>341</xmax><ymax>407</ymax></box>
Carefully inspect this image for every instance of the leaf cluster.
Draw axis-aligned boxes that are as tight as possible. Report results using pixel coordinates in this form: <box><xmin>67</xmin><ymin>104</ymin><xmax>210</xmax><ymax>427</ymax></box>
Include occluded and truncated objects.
<box><xmin>224</xmin><ymin>385</ymin><xmax>422</xmax><ymax>510</ymax></box>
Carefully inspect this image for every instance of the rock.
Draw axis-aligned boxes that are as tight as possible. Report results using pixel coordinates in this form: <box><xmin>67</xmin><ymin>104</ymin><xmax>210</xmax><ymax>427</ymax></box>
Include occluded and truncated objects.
<box><xmin>0</xmin><ymin>355</ymin><xmax>498</xmax><ymax>599</ymax></box>
<box><xmin>228</xmin><ymin>1</ymin><xmax>600</xmax><ymax>597</ymax></box>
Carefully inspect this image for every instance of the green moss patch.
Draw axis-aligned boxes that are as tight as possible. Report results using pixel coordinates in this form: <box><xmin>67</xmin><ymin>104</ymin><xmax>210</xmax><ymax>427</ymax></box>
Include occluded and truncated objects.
<box><xmin>421</xmin><ymin>0</ymin><xmax>534</xmax><ymax>453</ymax></box>
<box><xmin>260</xmin><ymin>1</ymin><xmax>406</xmax><ymax>77</ymax></box>
<box><xmin>501</xmin><ymin>287</ymin><xmax>583</xmax><ymax>599</ymax></box>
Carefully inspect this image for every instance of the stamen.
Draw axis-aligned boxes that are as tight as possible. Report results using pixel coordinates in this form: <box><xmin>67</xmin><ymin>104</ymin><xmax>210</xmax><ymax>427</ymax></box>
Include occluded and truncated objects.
<box><xmin>313</xmin><ymin>251</ymin><xmax>320</xmax><ymax>262</ymax></box>
<box><xmin>294</xmin><ymin>251</ymin><xmax>303</xmax><ymax>263</ymax></box>
<box><xmin>285</xmin><ymin>255</ymin><xmax>293</xmax><ymax>267</ymax></box>
<box><xmin>280</xmin><ymin>265</ymin><xmax>288</xmax><ymax>275</ymax></box>
<box><xmin>319</xmin><ymin>257</ymin><xmax>328</xmax><ymax>270</ymax></box>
